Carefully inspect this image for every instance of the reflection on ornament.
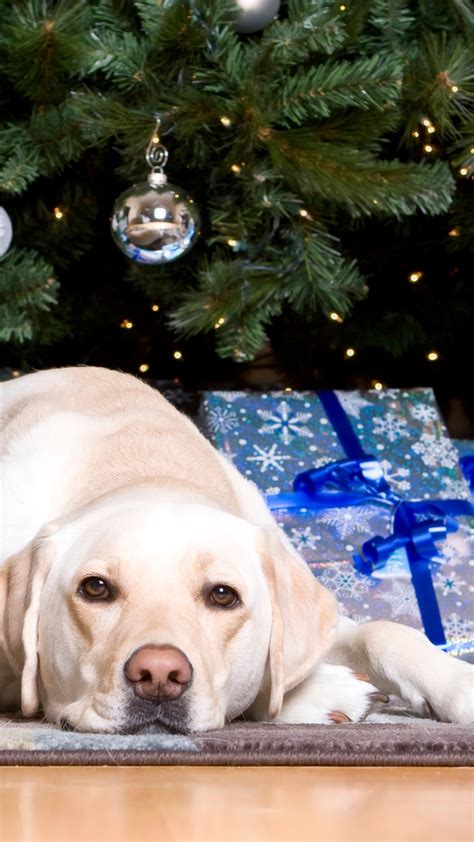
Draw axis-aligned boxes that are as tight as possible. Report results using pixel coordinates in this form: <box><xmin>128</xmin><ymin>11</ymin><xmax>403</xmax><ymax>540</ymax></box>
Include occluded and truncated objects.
<box><xmin>234</xmin><ymin>0</ymin><xmax>280</xmax><ymax>33</ymax></box>
<box><xmin>111</xmin><ymin>177</ymin><xmax>200</xmax><ymax>265</ymax></box>
<box><xmin>0</xmin><ymin>207</ymin><xmax>13</xmax><ymax>257</ymax></box>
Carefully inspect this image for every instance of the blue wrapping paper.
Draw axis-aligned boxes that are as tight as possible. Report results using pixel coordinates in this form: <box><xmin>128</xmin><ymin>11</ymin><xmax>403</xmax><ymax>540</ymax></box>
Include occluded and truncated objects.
<box><xmin>202</xmin><ymin>389</ymin><xmax>474</xmax><ymax>656</ymax></box>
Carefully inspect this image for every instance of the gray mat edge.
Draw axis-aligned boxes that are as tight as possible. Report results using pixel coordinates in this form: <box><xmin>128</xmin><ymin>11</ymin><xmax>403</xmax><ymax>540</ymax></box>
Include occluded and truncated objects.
<box><xmin>1</xmin><ymin>748</ymin><xmax>473</xmax><ymax>766</ymax></box>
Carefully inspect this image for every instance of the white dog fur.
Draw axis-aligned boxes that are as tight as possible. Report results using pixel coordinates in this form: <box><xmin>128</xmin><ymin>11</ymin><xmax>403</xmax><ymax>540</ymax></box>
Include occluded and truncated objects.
<box><xmin>0</xmin><ymin>366</ymin><xmax>472</xmax><ymax>733</ymax></box>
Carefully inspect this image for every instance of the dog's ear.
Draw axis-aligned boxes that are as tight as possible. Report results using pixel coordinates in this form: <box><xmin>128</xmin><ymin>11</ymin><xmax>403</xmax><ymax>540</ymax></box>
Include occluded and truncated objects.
<box><xmin>0</xmin><ymin>528</ymin><xmax>57</xmax><ymax>717</ymax></box>
<box><xmin>259</xmin><ymin>527</ymin><xmax>338</xmax><ymax>719</ymax></box>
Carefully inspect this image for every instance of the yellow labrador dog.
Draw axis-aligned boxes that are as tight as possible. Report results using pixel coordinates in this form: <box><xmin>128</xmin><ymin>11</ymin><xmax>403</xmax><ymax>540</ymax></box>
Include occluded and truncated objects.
<box><xmin>1</xmin><ymin>367</ymin><xmax>472</xmax><ymax>733</ymax></box>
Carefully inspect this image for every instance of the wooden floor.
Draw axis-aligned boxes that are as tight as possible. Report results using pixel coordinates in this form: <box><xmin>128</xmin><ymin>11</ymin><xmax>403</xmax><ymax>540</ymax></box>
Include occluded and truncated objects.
<box><xmin>1</xmin><ymin>767</ymin><xmax>473</xmax><ymax>842</ymax></box>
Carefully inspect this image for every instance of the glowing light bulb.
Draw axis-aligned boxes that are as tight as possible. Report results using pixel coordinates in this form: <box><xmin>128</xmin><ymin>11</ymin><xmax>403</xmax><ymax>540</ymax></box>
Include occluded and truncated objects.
<box><xmin>284</xmin><ymin>386</ymin><xmax>292</xmax><ymax>392</ymax></box>
<box><xmin>451</xmin><ymin>85</ymin><xmax>459</xmax><ymax>93</ymax></box>
<box><xmin>220</xmin><ymin>116</ymin><xmax>231</xmax><ymax>127</ymax></box>
<box><xmin>424</xmin><ymin>144</ymin><xmax>433</xmax><ymax>153</ymax></box>
<box><xmin>120</xmin><ymin>319</ymin><xmax>133</xmax><ymax>329</ymax></box>
<box><xmin>227</xmin><ymin>238</ymin><xmax>238</xmax><ymax>247</ymax></box>
<box><xmin>373</xmin><ymin>381</ymin><xmax>383</xmax><ymax>391</ymax></box>
<box><xmin>409</xmin><ymin>271</ymin><xmax>423</xmax><ymax>283</ymax></box>
<box><xmin>345</xmin><ymin>348</ymin><xmax>355</xmax><ymax>358</ymax></box>
<box><xmin>339</xmin><ymin>4</ymin><xmax>346</xmax><ymax>10</ymax></box>
<box><xmin>448</xmin><ymin>228</ymin><xmax>460</xmax><ymax>237</ymax></box>
<box><xmin>427</xmin><ymin>351</ymin><xmax>439</xmax><ymax>362</ymax></box>
<box><xmin>12</xmin><ymin>370</ymin><xmax>20</xmax><ymax>378</ymax></box>
<box><xmin>329</xmin><ymin>312</ymin><xmax>343</xmax><ymax>322</ymax></box>
<box><xmin>459</xmin><ymin>168</ymin><xmax>468</xmax><ymax>176</ymax></box>
<box><xmin>54</xmin><ymin>207</ymin><xmax>63</xmax><ymax>220</ymax></box>
<box><xmin>427</xmin><ymin>126</ymin><xmax>436</xmax><ymax>134</ymax></box>
<box><xmin>412</xmin><ymin>131</ymin><xmax>420</xmax><ymax>138</ymax></box>
<box><xmin>151</xmin><ymin>304</ymin><xmax>160</xmax><ymax>312</ymax></box>
<box><xmin>421</xmin><ymin>118</ymin><xmax>432</xmax><ymax>127</ymax></box>
<box><xmin>230</xmin><ymin>164</ymin><xmax>241</xmax><ymax>174</ymax></box>
<box><xmin>139</xmin><ymin>364</ymin><xmax>149</xmax><ymax>373</ymax></box>
<box><xmin>173</xmin><ymin>351</ymin><xmax>183</xmax><ymax>360</ymax></box>
<box><xmin>299</xmin><ymin>208</ymin><xmax>309</xmax><ymax>218</ymax></box>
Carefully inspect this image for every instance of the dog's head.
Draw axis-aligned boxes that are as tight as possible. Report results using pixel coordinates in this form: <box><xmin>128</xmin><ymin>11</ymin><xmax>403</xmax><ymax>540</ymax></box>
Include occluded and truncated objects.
<box><xmin>0</xmin><ymin>490</ymin><xmax>337</xmax><ymax>733</ymax></box>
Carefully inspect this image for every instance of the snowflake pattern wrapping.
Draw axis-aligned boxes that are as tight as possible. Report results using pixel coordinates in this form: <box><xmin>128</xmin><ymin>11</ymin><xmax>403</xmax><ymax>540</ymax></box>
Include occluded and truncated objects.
<box><xmin>202</xmin><ymin>388</ymin><xmax>474</xmax><ymax>655</ymax></box>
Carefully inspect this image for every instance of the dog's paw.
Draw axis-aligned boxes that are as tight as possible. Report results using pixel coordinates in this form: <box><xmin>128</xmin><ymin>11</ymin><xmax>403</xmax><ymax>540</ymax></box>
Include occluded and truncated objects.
<box><xmin>424</xmin><ymin>666</ymin><xmax>474</xmax><ymax>724</ymax></box>
<box><xmin>275</xmin><ymin>663</ymin><xmax>389</xmax><ymax>725</ymax></box>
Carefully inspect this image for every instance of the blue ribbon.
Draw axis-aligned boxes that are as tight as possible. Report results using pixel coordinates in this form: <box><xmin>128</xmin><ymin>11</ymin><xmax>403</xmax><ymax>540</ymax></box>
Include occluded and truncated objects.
<box><xmin>460</xmin><ymin>455</ymin><xmax>474</xmax><ymax>495</ymax></box>
<box><xmin>266</xmin><ymin>390</ymin><xmax>474</xmax><ymax>648</ymax></box>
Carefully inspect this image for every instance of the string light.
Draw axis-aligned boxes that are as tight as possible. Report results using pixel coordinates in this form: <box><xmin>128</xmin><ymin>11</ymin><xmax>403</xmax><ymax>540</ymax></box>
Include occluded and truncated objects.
<box><xmin>427</xmin><ymin>351</ymin><xmax>439</xmax><ymax>362</ymax></box>
<box><xmin>329</xmin><ymin>311</ymin><xmax>343</xmax><ymax>323</ymax></box>
<box><xmin>448</xmin><ymin>228</ymin><xmax>460</xmax><ymax>237</ymax></box>
<box><xmin>451</xmin><ymin>85</ymin><xmax>459</xmax><ymax>93</ymax></box>
<box><xmin>220</xmin><ymin>116</ymin><xmax>232</xmax><ymax>127</ymax></box>
<box><xmin>299</xmin><ymin>208</ymin><xmax>309</xmax><ymax>218</ymax></box>
<box><xmin>214</xmin><ymin>316</ymin><xmax>227</xmax><ymax>329</ymax></box>
<box><xmin>53</xmin><ymin>207</ymin><xmax>64</xmax><ymax>220</ymax></box>
<box><xmin>227</xmin><ymin>238</ymin><xmax>238</xmax><ymax>247</ymax></box>
<box><xmin>372</xmin><ymin>381</ymin><xmax>383</xmax><ymax>391</ymax></box>
<box><xmin>427</xmin><ymin>126</ymin><xmax>436</xmax><ymax>134</ymax></box>
<box><xmin>151</xmin><ymin>303</ymin><xmax>160</xmax><ymax>312</ymax></box>
<box><xmin>459</xmin><ymin>168</ymin><xmax>469</xmax><ymax>176</ymax></box>
<box><xmin>421</xmin><ymin>118</ymin><xmax>432</xmax><ymax>127</ymax></box>
<box><xmin>470</xmin><ymin>147</ymin><xmax>474</xmax><ymax>154</ymax></box>
<box><xmin>120</xmin><ymin>319</ymin><xmax>133</xmax><ymax>329</ymax></box>
<box><xmin>12</xmin><ymin>369</ymin><xmax>20</xmax><ymax>378</ymax></box>
<box><xmin>173</xmin><ymin>350</ymin><xmax>183</xmax><ymax>360</ymax></box>
<box><xmin>339</xmin><ymin>4</ymin><xmax>346</xmax><ymax>10</ymax></box>
<box><xmin>284</xmin><ymin>386</ymin><xmax>292</xmax><ymax>392</ymax></box>
<box><xmin>139</xmin><ymin>364</ymin><xmax>149</xmax><ymax>373</ymax></box>
<box><xmin>412</xmin><ymin>131</ymin><xmax>420</xmax><ymax>138</ymax></box>
<box><xmin>423</xmin><ymin>144</ymin><xmax>433</xmax><ymax>153</ymax></box>
<box><xmin>230</xmin><ymin>164</ymin><xmax>242</xmax><ymax>174</ymax></box>
<box><xmin>409</xmin><ymin>271</ymin><xmax>423</xmax><ymax>283</ymax></box>
<box><xmin>345</xmin><ymin>348</ymin><xmax>355</xmax><ymax>358</ymax></box>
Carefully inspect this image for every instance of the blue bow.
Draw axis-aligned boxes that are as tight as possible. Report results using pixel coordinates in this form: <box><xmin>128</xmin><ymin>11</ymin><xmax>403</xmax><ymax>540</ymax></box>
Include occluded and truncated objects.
<box><xmin>355</xmin><ymin>500</ymin><xmax>467</xmax><ymax>574</ymax></box>
<box><xmin>266</xmin><ymin>457</ymin><xmax>400</xmax><ymax>511</ymax></box>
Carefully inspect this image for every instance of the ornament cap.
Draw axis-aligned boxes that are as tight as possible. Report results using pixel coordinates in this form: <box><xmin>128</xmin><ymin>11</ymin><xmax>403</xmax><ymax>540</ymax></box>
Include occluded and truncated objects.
<box><xmin>148</xmin><ymin>171</ymin><xmax>168</xmax><ymax>187</ymax></box>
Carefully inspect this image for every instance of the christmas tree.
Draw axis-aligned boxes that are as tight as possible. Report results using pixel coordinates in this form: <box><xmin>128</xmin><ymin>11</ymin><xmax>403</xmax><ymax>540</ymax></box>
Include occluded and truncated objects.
<box><xmin>0</xmin><ymin>0</ymin><xmax>472</xmax><ymax>415</ymax></box>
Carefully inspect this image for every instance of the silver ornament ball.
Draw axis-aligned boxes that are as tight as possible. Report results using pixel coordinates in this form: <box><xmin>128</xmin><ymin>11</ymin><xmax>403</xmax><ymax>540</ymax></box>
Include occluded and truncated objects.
<box><xmin>111</xmin><ymin>175</ymin><xmax>200</xmax><ymax>265</ymax></box>
<box><xmin>234</xmin><ymin>0</ymin><xmax>281</xmax><ymax>33</ymax></box>
<box><xmin>0</xmin><ymin>207</ymin><xmax>13</xmax><ymax>257</ymax></box>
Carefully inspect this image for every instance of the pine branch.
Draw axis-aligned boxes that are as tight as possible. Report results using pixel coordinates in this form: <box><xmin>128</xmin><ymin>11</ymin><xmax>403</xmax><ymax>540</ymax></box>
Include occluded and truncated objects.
<box><xmin>283</xmin><ymin>223</ymin><xmax>368</xmax><ymax>314</ymax></box>
<box><xmin>0</xmin><ymin>248</ymin><xmax>59</xmax><ymax>342</ymax></box>
<box><xmin>1</xmin><ymin>0</ymin><xmax>92</xmax><ymax>103</ymax></box>
<box><xmin>262</xmin><ymin>1</ymin><xmax>347</xmax><ymax>64</ymax></box>
<box><xmin>275</xmin><ymin>54</ymin><xmax>403</xmax><ymax>126</ymax></box>
<box><xmin>402</xmin><ymin>34</ymin><xmax>474</xmax><ymax>142</ymax></box>
<box><xmin>264</xmin><ymin>129</ymin><xmax>455</xmax><ymax>217</ymax></box>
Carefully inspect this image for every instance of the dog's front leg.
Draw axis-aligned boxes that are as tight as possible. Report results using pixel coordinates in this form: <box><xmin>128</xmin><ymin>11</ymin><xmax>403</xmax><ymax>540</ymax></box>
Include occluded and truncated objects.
<box><xmin>325</xmin><ymin>617</ymin><xmax>474</xmax><ymax>724</ymax></box>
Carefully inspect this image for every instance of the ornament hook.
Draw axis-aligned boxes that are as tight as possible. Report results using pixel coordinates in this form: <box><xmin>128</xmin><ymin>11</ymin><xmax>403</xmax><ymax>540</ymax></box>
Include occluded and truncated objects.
<box><xmin>146</xmin><ymin>116</ymin><xmax>169</xmax><ymax>184</ymax></box>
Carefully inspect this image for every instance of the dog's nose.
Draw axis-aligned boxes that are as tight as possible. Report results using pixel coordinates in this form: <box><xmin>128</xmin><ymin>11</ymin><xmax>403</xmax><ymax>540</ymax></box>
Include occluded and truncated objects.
<box><xmin>124</xmin><ymin>645</ymin><xmax>192</xmax><ymax>704</ymax></box>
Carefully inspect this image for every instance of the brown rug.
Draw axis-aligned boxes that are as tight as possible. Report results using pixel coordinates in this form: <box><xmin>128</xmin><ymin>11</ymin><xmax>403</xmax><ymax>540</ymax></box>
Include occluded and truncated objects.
<box><xmin>1</xmin><ymin>715</ymin><xmax>473</xmax><ymax>766</ymax></box>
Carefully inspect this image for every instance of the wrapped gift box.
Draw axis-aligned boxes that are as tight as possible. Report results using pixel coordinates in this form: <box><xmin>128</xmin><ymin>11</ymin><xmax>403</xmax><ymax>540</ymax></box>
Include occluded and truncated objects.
<box><xmin>202</xmin><ymin>389</ymin><xmax>474</xmax><ymax>656</ymax></box>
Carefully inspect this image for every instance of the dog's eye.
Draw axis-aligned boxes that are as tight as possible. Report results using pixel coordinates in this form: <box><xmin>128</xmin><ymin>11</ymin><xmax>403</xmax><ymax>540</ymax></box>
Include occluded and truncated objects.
<box><xmin>79</xmin><ymin>576</ymin><xmax>111</xmax><ymax>601</ymax></box>
<box><xmin>208</xmin><ymin>585</ymin><xmax>240</xmax><ymax>609</ymax></box>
